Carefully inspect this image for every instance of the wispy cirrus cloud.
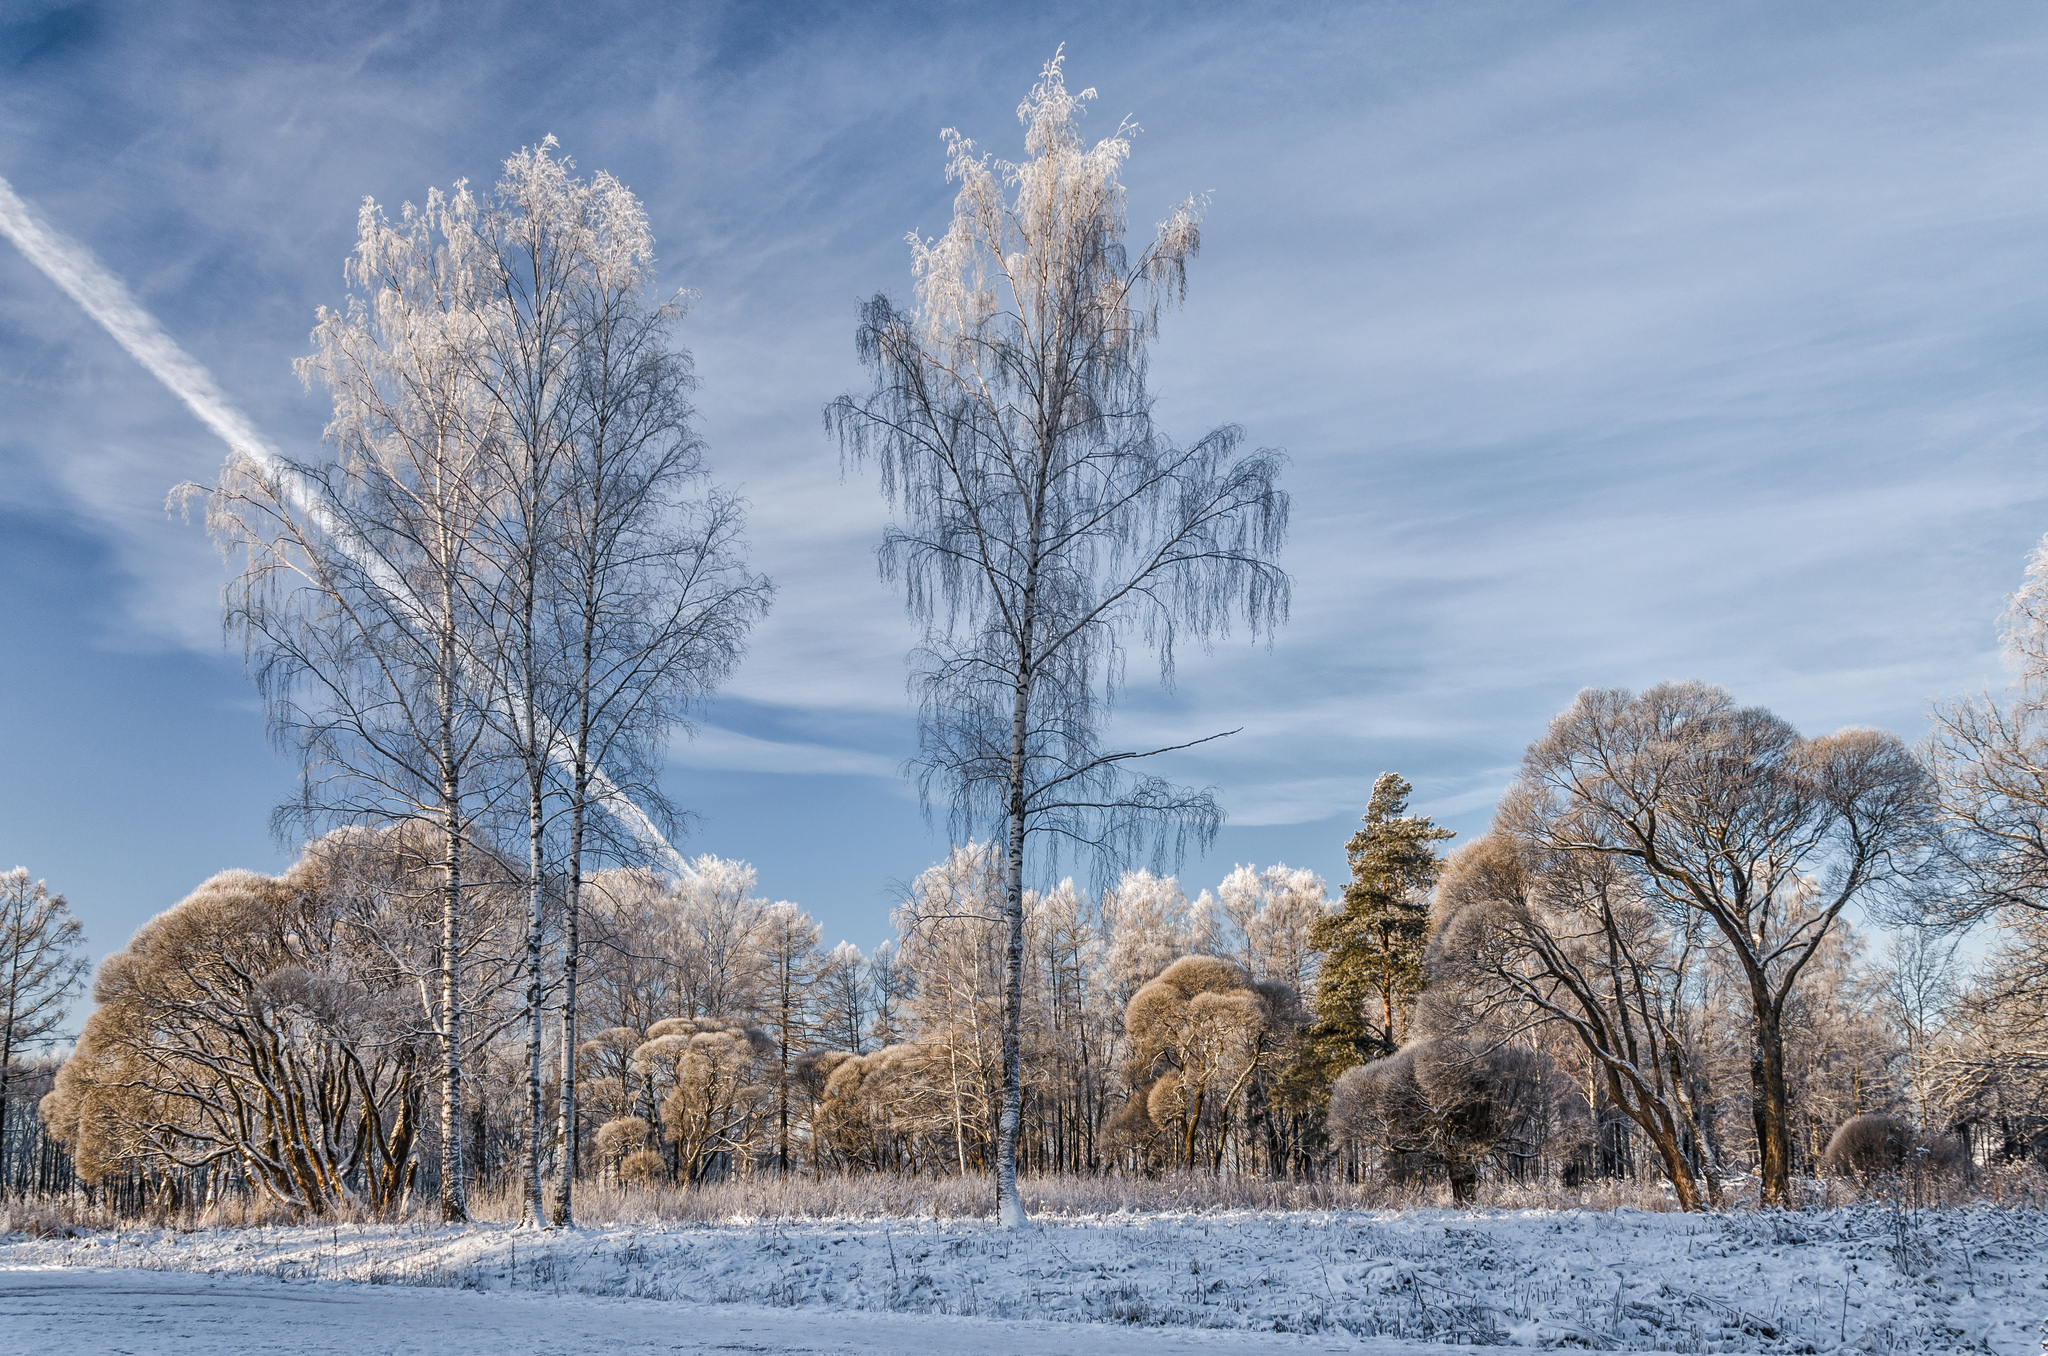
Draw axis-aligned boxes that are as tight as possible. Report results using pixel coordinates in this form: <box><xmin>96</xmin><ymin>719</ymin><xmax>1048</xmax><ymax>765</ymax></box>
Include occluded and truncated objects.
<box><xmin>6</xmin><ymin>1</ymin><xmax>2048</xmax><ymax>945</ymax></box>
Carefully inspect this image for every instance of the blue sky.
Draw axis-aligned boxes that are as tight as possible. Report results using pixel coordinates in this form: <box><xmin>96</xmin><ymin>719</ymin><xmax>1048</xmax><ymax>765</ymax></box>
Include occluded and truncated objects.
<box><xmin>4</xmin><ymin>1</ymin><xmax>2047</xmax><ymax>967</ymax></box>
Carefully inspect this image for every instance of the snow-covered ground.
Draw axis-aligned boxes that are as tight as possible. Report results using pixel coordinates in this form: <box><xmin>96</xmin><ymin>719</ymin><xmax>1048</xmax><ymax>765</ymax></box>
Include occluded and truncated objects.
<box><xmin>2</xmin><ymin>1206</ymin><xmax>2042</xmax><ymax>1353</ymax></box>
<box><xmin>0</xmin><ymin>1269</ymin><xmax>1363</xmax><ymax>1355</ymax></box>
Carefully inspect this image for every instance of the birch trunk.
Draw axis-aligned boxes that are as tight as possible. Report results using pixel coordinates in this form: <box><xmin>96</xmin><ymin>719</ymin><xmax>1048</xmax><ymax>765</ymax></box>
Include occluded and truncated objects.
<box><xmin>778</xmin><ymin>953</ymin><xmax>792</xmax><ymax>1174</ymax></box>
<box><xmin>521</xmin><ymin>758</ymin><xmax>546</xmax><ymax>1225</ymax></box>
<box><xmin>995</xmin><ymin>519</ymin><xmax>1040</xmax><ymax>1229</ymax></box>
<box><xmin>551</xmin><ymin>785</ymin><xmax>583</xmax><ymax>1225</ymax></box>
<box><xmin>552</xmin><ymin>599</ymin><xmax>598</xmax><ymax>1226</ymax></box>
<box><xmin>438</xmin><ymin>747</ymin><xmax>467</xmax><ymax>1222</ymax></box>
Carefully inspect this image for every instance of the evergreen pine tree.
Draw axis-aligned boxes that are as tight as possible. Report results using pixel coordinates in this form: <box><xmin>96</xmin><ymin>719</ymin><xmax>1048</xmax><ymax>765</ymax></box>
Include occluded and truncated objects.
<box><xmin>1317</xmin><ymin>772</ymin><xmax>1454</xmax><ymax>1054</ymax></box>
<box><xmin>1279</xmin><ymin>774</ymin><xmax>1453</xmax><ymax>1147</ymax></box>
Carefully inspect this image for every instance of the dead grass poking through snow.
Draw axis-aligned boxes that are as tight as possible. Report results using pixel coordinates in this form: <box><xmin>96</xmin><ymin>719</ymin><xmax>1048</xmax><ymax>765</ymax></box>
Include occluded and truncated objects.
<box><xmin>460</xmin><ymin>1164</ymin><xmax>2048</xmax><ymax>1225</ymax></box>
<box><xmin>8</xmin><ymin>1161</ymin><xmax>2046</xmax><ymax>1234</ymax></box>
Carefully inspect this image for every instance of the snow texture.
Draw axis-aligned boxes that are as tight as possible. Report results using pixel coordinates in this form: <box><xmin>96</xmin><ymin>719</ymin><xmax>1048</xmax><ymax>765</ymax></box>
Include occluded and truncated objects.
<box><xmin>0</xmin><ymin>1269</ymin><xmax>1354</xmax><ymax>1355</ymax></box>
<box><xmin>3</xmin><ymin>1206</ymin><xmax>2043</xmax><ymax>1353</ymax></box>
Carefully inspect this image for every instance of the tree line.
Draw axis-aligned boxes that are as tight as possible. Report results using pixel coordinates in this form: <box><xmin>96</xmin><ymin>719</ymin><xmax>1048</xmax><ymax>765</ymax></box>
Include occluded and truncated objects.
<box><xmin>16</xmin><ymin>704</ymin><xmax>2048</xmax><ymax>1218</ymax></box>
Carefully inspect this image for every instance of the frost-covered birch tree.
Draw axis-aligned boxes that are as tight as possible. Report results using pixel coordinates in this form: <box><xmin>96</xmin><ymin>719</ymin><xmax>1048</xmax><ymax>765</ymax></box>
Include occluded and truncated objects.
<box><xmin>545</xmin><ymin>192</ymin><xmax>769</xmax><ymax>1223</ymax></box>
<box><xmin>209</xmin><ymin>182</ymin><xmax>506</xmax><ymax>1222</ymax></box>
<box><xmin>830</xmin><ymin>51</ymin><xmax>1289</xmax><ymax>1226</ymax></box>
<box><xmin>473</xmin><ymin>139</ymin><xmax>588</xmax><ymax>1229</ymax></box>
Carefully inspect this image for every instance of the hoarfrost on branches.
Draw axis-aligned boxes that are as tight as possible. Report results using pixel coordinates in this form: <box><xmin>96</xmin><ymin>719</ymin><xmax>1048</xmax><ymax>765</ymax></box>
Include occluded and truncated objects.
<box><xmin>831</xmin><ymin>47</ymin><xmax>1289</xmax><ymax>1228</ymax></box>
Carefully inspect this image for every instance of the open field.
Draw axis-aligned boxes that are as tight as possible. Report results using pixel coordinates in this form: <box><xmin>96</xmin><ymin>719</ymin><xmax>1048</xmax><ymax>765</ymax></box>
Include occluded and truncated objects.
<box><xmin>0</xmin><ymin>1269</ymin><xmax>1359</xmax><ymax>1356</ymax></box>
<box><xmin>5</xmin><ymin>1203</ymin><xmax>2044</xmax><ymax>1353</ymax></box>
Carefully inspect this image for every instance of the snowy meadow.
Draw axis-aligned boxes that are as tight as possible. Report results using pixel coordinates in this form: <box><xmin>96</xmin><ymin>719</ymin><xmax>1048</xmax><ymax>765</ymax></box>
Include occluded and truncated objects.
<box><xmin>4</xmin><ymin>1201</ymin><xmax>2045</xmax><ymax>1354</ymax></box>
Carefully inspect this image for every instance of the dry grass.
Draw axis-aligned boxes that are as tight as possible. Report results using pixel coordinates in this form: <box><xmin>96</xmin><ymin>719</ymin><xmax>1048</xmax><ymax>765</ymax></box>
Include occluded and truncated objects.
<box><xmin>454</xmin><ymin>1160</ymin><xmax>2048</xmax><ymax>1225</ymax></box>
<box><xmin>452</xmin><ymin>1172</ymin><xmax>1513</xmax><ymax>1225</ymax></box>
<box><xmin>7</xmin><ymin>1161</ymin><xmax>2046</xmax><ymax>1234</ymax></box>
<box><xmin>3</xmin><ymin>1188</ymin><xmax>358</xmax><ymax>1234</ymax></box>
<box><xmin>0</xmin><ymin>1201</ymin><xmax>80</xmax><ymax>1238</ymax></box>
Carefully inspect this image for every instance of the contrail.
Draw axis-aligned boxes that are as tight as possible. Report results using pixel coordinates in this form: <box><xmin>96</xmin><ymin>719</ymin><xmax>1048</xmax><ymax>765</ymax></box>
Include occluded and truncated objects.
<box><xmin>0</xmin><ymin>176</ymin><xmax>281</xmax><ymax>463</ymax></box>
<box><xmin>0</xmin><ymin>172</ymin><xmax>695</xmax><ymax>880</ymax></box>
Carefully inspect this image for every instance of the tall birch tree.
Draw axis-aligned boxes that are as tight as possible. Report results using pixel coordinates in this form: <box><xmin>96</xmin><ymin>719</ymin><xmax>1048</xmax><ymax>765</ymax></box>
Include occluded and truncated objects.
<box><xmin>546</xmin><ymin>235</ymin><xmax>770</xmax><ymax>1221</ymax></box>
<box><xmin>474</xmin><ymin>140</ymin><xmax>587</xmax><ymax>1229</ymax></box>
<box><xmin>210</xmin><ymin>182</ymin><xmax>505</xmax><ymax>1222</ymax></box>
<box><xmin>830</xmin><ymin>51</ymin><xmax>1289</xmax><ymax>1226</ymax></box>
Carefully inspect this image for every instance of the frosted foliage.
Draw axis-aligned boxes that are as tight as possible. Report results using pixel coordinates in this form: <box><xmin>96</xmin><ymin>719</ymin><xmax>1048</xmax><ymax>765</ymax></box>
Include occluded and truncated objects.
<box><xmin>831</xmin><ymin>49</ymin><xmax>1289</xmax><ymax>875</ymax></box>
<box><xmin>668</xmin><ymin>857</ymin><xmax>772</xmax><ymax>1018</ymax></box>
<box><xmin>1214</xmin><ymin>863</ymin><xmax>1331</xmax><ymax>994</ymax></box>
<box><xmin>1098</xmin><ymin>870</ymin><xmax>1214</xmax><ymax>1003</ymax></box>
<box><xmin>895</xmin><ymin>845</ymin><xmax>1007</xmax><ymax>1032</ymax></box>
<box><xmin>900</xmin><ymin>843</ymin><xmax>1007</xmax><ymax>930</ymax></box>
<box><xmin>294</xmin><ymin>183</ymin><xmax>501</xmax><ymax>494</ymax></box>
<box><xmin>494</xmin><ymin>137</ymin><xmax>655</xmax><ymax>303</ymax></box>
<box><xmin>2004</xmin><ymin>533</ymin><xmax>2048</xmax><ymax>691</ymax></box>
<box><xmin>910</xmin><ymin>49</ymin><xmax>1200</xmax><ymax>380</ymax></box>
<box><xmin>894</xmin><ymin>845</ymin><xmax>1007</xmax><ymax>1044</ymax></box>
<box><xmin>759</xmin><ymin>900</ymin><xmax>824</xmax><ymax>961</ymax></box>
<box><xmin>588</xmin><ymin>858</ymin><xmax>775</xmax><ymax>1021</ymax></box>
<box><xmin>1024</xmin><ymin>878</ymin><xmax>1097</xmax><ymax>975</ymax></box>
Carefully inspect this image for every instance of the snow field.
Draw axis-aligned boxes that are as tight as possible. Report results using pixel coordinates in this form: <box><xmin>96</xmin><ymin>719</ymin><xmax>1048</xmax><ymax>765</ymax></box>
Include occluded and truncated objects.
<box><xmin>0</xmin><ymin>1269</ymin><xmax>1366</xmax><ymax>1355</ymax></box>
<box><xmin>3</xmin><ymin>1205</ymin><xmax>2043</xmax><ymax>1353</ymax></box>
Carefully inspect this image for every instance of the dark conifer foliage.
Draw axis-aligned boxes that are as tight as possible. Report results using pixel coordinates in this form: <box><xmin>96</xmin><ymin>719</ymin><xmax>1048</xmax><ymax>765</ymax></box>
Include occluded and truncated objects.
<box><xmin>1278</xmin><ymin>775</ymin><xmax>1452</xmax><ymax>1135</ymax></box>
<box><xmin>1314</xmin><ymin>774</ymin><xmax>1455</xmax><ymax>1058</ymax></box>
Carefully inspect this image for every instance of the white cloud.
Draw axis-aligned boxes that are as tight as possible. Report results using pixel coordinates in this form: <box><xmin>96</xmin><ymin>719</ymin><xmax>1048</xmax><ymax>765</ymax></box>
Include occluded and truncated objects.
<box><xmin>669</xmin><ymin>724</ymin><xmax>900</xmax><ymax>780</ymax></box>
<box><xmin>7</xmin><ymin>0</ymin><xmax>2048</xmax><ymax>884</ymax></box>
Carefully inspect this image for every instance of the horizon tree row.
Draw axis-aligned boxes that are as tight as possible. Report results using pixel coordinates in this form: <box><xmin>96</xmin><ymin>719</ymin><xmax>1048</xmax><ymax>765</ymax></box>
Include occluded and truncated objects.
<box><xmin>32</xmin><ymin>720</ymin><xmax>2048</xmax><ymax>1215</ymax></box>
